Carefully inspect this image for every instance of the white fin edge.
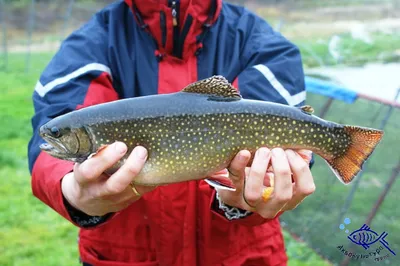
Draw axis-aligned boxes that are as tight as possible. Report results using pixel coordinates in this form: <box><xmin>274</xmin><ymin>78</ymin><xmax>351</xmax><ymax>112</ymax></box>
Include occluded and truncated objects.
<box><xmin>205</xmin><ymin>179</ymin><xmax>237</xmax><ymax>191</ymax></box>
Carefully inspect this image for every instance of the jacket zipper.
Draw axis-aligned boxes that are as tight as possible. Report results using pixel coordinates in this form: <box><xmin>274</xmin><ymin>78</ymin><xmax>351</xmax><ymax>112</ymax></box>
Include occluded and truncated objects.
<box><xmin>167</xmin><ymin>0</ymin><xmax>193</xmax><ymax>59</ymax></box>
<box><xmin>170</xmin><ymin>0</ymin><xmax>180</xmax><ymax>57</ymax></box>
<box><xmin>160</xmin><ymin>11</ymin><xmax>167</xmax><ymax>48</ymax></box>
<box><xmin>176</xmin><ymin>15</ymin><xmax>192</xmax><ymax>58</ymax></box>
<box><xmin>171</xmin><ymin>0</ymin><xmax>178</xmax><ymax>26</ymax></box>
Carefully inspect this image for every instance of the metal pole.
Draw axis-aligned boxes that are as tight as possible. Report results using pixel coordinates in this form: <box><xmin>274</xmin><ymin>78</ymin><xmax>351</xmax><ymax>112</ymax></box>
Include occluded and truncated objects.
<box><xmin>340</xmin><ymin>158</ymin><xmax>400</xmax><ymax>266</ymax></box>
<box><xmin>365</xmin><ymin>158</ymin><xmax>400</xmax><ymax>226</ymax></box>
<box><xmin>335</xmin><ymin>88</ymin><xmax>400</xmax><ymax>230</ymax></box>
<box><xmin>319</xmin><ymin>98</ymin><xmax>334</xmax><ymax>118</ymax></box>
<box><xmin>0</xmin><ymin>0</ymin><xmax>7</xmax><ymax>71</ymax></box>
<box><xmin>61</xmin><ymin>0</ymin><xmax>75</xmax><ymax>41</ymax></box>
<box><xmin>25</xmin><ymin>0</ymin><xmax>36</xmax><ymax>73</ymax></box>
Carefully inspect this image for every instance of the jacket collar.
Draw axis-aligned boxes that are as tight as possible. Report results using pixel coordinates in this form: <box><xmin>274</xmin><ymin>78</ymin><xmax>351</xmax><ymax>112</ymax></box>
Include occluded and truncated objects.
<box><xmin>124</xmin><ymin>0</ymin><xmax>222</xmax><ymax>61</ymax></box>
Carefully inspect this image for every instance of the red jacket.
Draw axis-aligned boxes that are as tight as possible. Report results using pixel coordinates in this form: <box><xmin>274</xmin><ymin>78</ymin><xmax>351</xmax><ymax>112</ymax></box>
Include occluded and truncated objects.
<box><xmin>29</xmin><ymin>0</ymin><xmax>307</xmax><ymax>265</ymax></box>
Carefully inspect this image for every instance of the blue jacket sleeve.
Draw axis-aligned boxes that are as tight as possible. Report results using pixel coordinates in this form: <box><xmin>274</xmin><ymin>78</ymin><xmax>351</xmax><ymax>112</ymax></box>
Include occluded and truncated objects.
<box><xmin>28</xmin><ymin>11</ymin><xmax>120</xmax><ymax>228</ymax></box>
<box><xmin>234</xmin><ymin>13</ymin><xmax>306</xmax><ymax>107</ymax></box>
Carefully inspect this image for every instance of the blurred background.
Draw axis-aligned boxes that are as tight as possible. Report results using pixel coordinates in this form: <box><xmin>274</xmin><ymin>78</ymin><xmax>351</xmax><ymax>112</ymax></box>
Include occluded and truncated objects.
<box><xmin>0</xmin><ymin>0</ymin><xmax>399</xmax><ymax>265</ymax></box>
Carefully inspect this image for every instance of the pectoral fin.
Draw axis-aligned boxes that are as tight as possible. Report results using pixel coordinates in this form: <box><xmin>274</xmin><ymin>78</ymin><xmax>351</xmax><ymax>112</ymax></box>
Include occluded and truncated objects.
<box><xmin>205</xmin><ymin>179</ymin><xmax>237</xmax><ymax>191</ymax></box>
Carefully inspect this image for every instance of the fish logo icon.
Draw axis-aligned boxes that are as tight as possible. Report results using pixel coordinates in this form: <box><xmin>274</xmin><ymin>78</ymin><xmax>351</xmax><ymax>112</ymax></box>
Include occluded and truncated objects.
<box><xmin>348</xmin><ymin>224</ymin><xmax>396</xmax><ymax>256</ymax></box>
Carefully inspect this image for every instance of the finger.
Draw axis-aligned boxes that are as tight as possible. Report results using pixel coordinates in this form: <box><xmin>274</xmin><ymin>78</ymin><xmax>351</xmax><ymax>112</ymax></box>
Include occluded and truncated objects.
<box><xmin>261</xmin><ymin>171</ymin><xmax>273</xmax><ymax>187</ymax></box>
<box><xmin>281</xmin><ymin>150</ymin><xmax>315</xmax><ymax>211</ymax></box>
<box><xmin>265</xmin><ymin>148</ymin><xmax>293</xmax><ymax>213</ymax></box>
<box><xmin>227</xmin><ymin>150</ymin><xmax>251</xmax><ymax>186</ymax></box>
<box><xmin>296</xmin><ymin>149</ymin><xmax>313</xmax><ymax>163</ymax></box>
<box><xmin>102</xmin><ymin>146</ymin><xmax>148</xmax><ymax>196</ymax></box>
<box><xmin>210</xmin><ymin>169</ymin><xmax>229</xmax><ymax>177</ymax></box>
<box><xmin>244</xmin><ymin>147</ymin><xmax>271</xmax><ymax>207</ymax></box>
<box><xmin>75</xmin><ymin>142</ymin><xmax>128</xmax><ymax>185</ymax></box>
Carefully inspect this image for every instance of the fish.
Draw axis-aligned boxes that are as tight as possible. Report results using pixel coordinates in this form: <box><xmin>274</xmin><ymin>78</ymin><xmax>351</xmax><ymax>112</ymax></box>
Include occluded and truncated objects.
<box><xmin>348</xmin><ymin>224</ymin><xmax>396</xmax><ymax>255</ymax></box>
<box><xmin>39</xmin><ymin>75</ymin><xmax>383</xmax><ymax>189</ymax></box>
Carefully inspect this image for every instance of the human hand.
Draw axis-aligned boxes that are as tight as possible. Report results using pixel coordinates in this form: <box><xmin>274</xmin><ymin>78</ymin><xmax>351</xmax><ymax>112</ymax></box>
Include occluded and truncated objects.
<box><xmin>215</xmin><ymin>147</ymin><xmax>315</xmax><ymax>219</ymax></box>
<box><xmin>61</xmin><ymin>142</ymin><xmax>156</xmax><ymax>217</ymax></box>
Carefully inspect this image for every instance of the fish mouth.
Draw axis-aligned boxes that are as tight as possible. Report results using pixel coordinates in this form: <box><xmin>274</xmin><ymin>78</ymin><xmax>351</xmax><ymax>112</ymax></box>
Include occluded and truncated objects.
<box><xmin>39</xmin><ymin>137</ymin><xmax>70</xmax><ymax>158</ymax></box>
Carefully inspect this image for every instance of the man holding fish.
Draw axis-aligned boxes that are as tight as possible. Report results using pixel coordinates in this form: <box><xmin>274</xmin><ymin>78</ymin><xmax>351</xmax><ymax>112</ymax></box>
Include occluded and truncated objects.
<box><xmin>28</xmin><ymin>0</ymin><xmax>319</xmax><ymax>265</ymax></box>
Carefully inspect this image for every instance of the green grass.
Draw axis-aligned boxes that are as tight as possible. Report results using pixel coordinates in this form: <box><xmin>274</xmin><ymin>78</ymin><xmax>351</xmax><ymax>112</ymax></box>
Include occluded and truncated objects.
<box><xmin>0</xmin><ymin>53</ymin><xmax>80</xmax><ymax>266</ymax></box>
<box><xmin>0</xmin><ymin>53</ymin><xmax>331</xmax><ymax>265</ymax></box>
<box><xmin>293</xmin><ymin>32</ymin><xmax>400</xmax><ymax>68</ymax></box>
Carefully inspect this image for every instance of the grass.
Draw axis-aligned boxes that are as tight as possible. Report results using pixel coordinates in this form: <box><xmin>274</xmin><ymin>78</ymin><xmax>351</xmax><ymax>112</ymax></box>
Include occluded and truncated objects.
<box><xmin>0</xmin><ymin>53</ymin><xmax>332</xmax><ymax>265</ymax></box>
<box><xmin>293</xmin><ymin>32</ymin><xmax>400</xmax><ymax>68</ymax></box>
<box><xmin>0</xmin><ymin>53</ymin><xmax>80</xmax><ymax>266</ymax></box>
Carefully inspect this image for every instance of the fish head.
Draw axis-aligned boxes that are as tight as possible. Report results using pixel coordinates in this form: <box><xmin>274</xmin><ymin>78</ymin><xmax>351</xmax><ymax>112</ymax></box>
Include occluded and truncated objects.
<box><xmin>39</xmin><ymin>119</ymin><xmax>93</xmax><ymax>162</ymax></box>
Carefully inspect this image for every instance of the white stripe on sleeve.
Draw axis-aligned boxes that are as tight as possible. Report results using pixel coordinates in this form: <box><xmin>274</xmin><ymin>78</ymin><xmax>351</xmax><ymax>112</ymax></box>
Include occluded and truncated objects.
<box><xmin>35</xmin><ymin>63</ymin><xmax>112</xmax><ymax>97</ymax></box>
<box><xmin>253</xmin><ymin>64</ymin><xmax>305</xmax><ymax>106</ymax></box>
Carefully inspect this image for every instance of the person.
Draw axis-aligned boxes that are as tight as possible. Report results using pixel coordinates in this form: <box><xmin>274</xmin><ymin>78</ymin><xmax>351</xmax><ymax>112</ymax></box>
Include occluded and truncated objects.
<box><xmin>28</xmin><ymin>0</ymin><xmax>316</xmax><ymax>265</ymax></box>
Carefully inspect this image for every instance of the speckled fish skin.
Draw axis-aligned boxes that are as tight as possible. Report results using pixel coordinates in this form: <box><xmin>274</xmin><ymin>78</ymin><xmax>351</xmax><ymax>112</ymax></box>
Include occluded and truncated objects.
<box><xmin>39</xmin><ymin>76</ymin><xmax>383</xmax><ymax>186</ymax></box>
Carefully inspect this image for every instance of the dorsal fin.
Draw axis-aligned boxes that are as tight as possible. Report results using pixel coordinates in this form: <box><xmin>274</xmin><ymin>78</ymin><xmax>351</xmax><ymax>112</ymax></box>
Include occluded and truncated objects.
<box><xmin>182</xmin><ymin>75</ymin><xmax>242</xmax><ymax>101</ymax></box>
<box><xmin>300</xmin><ymin>105</ymin><xmax>314</xmax><ymax>115</ymax></box>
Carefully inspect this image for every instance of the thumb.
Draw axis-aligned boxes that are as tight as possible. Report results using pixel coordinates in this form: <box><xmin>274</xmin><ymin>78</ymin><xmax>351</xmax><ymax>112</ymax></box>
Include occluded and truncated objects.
<box><xmin>74</xmin><ymin>142</ymin><xmax>128</xmax><ymax>185</ymax></box>
<box><xmin>227</xmin><ymin>150</ymin><xmax>251</xmax><ymax>188</ymax></box>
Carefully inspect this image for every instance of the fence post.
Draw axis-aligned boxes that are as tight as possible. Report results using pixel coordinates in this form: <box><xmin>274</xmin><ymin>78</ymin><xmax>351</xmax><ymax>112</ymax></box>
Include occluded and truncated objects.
<box><xmin>61</xmin><ymin>0</ymin><xmax>75</xmax><ymax>41</ymax></box>
<box><xmin>25</xmin><ymin>0</ymin><xmax>36</xmax><ymax>73</ymax></box>
<box><xmin>0</xmin><ymin>0</ymin><xmax>8</xmax><ymax>71</ymax></box>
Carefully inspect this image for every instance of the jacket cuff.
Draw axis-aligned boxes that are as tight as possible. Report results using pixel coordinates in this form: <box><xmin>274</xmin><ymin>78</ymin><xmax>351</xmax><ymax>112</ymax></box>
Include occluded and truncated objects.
<box><xmin>209</xmin><ymin>188</ymin><xmax>283</xmax><ymax>226</ymax></box>
<box><xmin>62</xmin><ymin>194</ymin><xmax>115</xmax><ymax>228</ymax></box>
<box><xmin>31</xmin><ymin>152</ymin><xmax>114</xmax><ymax>229</ymax></box>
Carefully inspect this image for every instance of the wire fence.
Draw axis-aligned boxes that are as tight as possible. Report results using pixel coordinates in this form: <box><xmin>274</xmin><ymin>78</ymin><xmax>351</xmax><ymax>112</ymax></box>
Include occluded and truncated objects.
<box><xmin>1</xmin><ymin>1</ymin><xmax>399</xmax><ymax>265</ymax></box>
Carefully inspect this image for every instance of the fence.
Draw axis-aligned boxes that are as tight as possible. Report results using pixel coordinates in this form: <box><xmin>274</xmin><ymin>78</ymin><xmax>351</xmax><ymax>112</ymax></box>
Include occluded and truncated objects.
<box><xmin>1</xmin><ymin>1</ymin><xmax>399</xmax><ymax>265</ymax></box>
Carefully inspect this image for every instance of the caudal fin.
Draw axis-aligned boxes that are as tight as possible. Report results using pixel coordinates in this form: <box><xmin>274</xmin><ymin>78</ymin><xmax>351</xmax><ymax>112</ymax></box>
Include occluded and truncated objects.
<box><xmin>326</xmin><ymin>126</ymin><xmax>384</xmax><ymax>184</ymax></box>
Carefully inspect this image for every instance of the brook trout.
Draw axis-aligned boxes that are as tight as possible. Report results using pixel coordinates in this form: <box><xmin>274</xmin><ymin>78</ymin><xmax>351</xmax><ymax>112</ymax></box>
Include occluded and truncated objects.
<box><xmin>39</xmin><ymin>76</ymin><xmax>383</xmax><ymax>187</ymax></box>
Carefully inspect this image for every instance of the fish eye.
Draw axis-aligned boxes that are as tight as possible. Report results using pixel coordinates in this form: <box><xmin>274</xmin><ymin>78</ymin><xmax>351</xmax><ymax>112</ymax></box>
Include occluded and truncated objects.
<box><xmin>50</xmin><ymin>127</ymin><xmax>61</xmax><ymax>138</ymax></box>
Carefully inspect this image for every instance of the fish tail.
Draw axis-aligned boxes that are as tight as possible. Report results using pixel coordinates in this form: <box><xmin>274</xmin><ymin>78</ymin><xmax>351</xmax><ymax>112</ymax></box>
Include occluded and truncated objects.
<box><xmin>379</xmin><ymin>232</ymin><xmax>396</xmax><ymax>256</ymax></box>
<box><xmin>326</xmin><ymin>126</ymin><xmax>384</xmax><ymax>184</ymax></box>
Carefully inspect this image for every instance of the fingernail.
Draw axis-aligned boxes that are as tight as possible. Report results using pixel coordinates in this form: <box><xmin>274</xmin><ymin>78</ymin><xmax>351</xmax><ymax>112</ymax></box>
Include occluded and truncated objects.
<box><xmin>237</xmin><ymin>151</ymin><xmax>247</xmax><ymax>162</ymax></box>
<box><xmin>114</xmin><ymin>142</ymin><xmax>127</xmax><ymax>154</ymax></box>
<box><xmin>285</xmin><ymin>149</ymin><xmax>296</xmax><ymax>158</ymax></box>
<box><xmin>302</xmin><ymin>150</ymin><xmax>313</xmax><ymax>157</ymax></box>
<box><xmin>135</xmin><ymin>146</ymin><xmax>148</xmax><ymax>159</ymax></box>
<box><xmin>272</xmin><ymin>148</ymin><xmax>284</xmax><ymax>157</ymax></box>
<box><xmin>257</xmin><ymin>147</ymin><xmax>270</xmax><ymax>158</ymax></box>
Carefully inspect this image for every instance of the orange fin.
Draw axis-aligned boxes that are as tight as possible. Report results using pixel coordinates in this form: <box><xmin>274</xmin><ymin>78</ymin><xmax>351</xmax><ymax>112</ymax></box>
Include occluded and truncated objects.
<box><xmin>326</xmin><ymin>126</ymin><xmax>383</xmax><ymax>184</ymax></box>
<box><xmin>87</xmin><ymin>144</ymin><xmax>109</xmax><ymax>159</ymax></box>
